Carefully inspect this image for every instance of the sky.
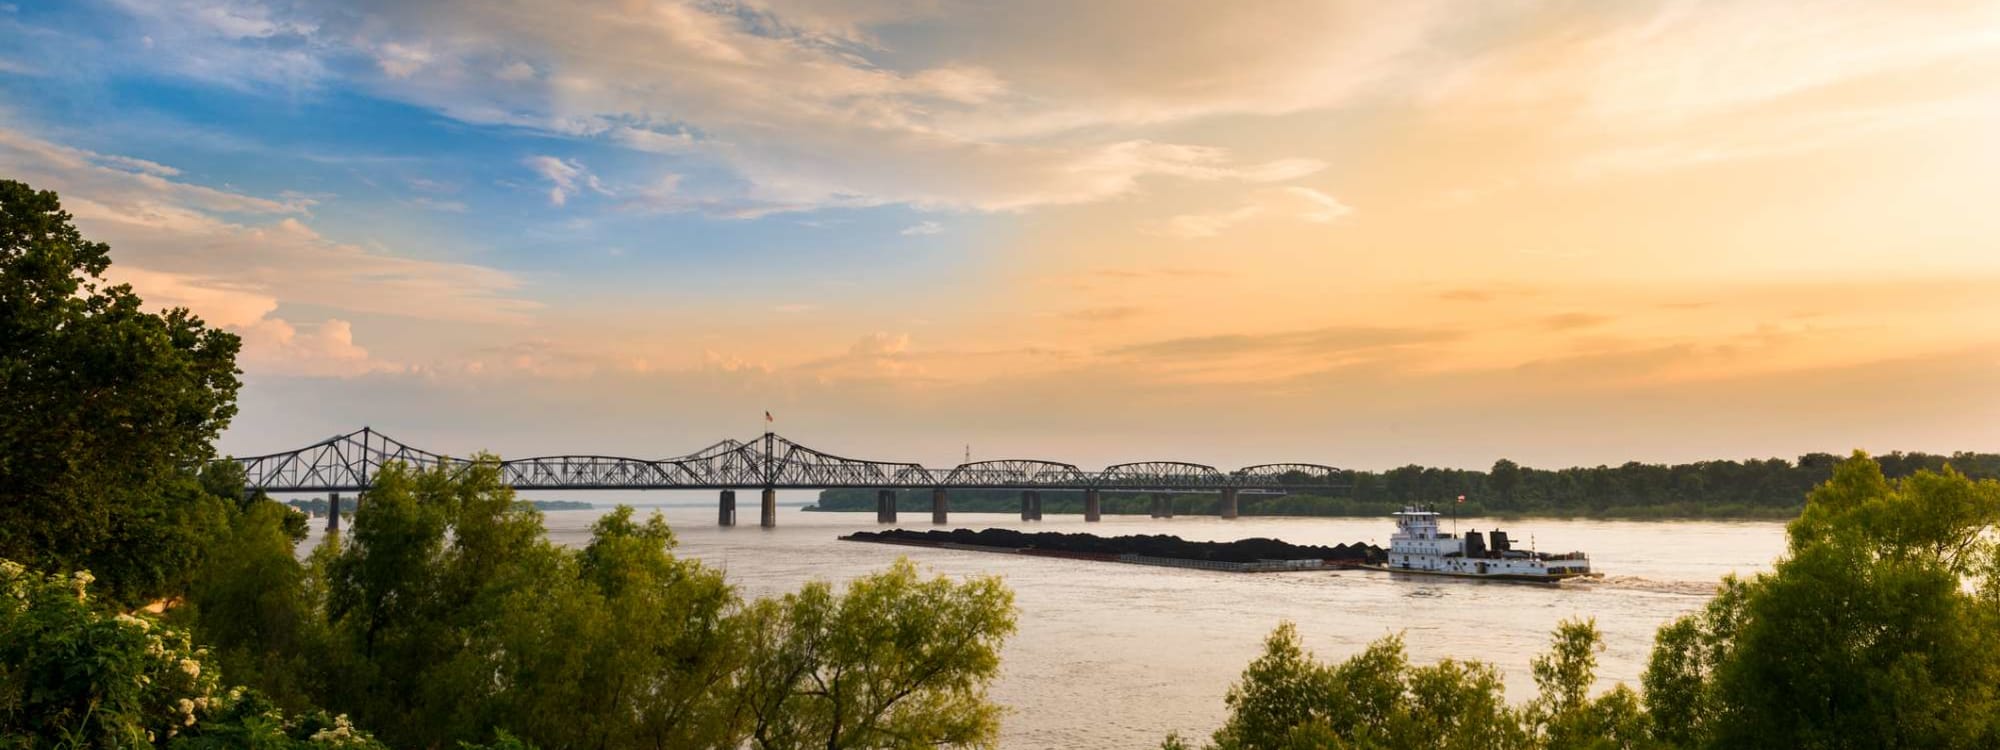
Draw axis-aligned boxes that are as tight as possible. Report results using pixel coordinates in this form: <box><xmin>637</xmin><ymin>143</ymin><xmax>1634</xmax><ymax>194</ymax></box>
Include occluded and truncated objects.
<box><xmin>3</xmin><ymin>0</ymin><xmax>1998</xmax><ymax>471</ymax></box>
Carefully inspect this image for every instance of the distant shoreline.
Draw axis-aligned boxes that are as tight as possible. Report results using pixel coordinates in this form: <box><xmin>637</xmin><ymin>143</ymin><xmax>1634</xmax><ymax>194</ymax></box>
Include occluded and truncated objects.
<box><xmin>804</xmin><ymin>505</ymin><xmax>1799</xmax><ymax>522</ymax></box>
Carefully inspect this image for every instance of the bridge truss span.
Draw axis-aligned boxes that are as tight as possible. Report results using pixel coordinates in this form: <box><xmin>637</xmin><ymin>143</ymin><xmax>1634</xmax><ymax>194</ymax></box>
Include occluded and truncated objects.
<box><xmin>230</xmin><ymin>428</ymin><xmax>1355</xmax><ymax>494</ymax></box>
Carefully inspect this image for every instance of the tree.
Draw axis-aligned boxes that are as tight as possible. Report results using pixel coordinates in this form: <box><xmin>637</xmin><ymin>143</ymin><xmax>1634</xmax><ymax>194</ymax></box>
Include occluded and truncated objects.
<box><xmin>1526</xmin><ymin>619</ymin><xmax>1652</xmax><ymax>750</ymax></box>
<box><xmin>1194</xmin><ymin>623</ymin><xmax>1528</xmax><ymax>750</ymax></box>
<box><xmin>479</xmin><ymin>506</ymin><xmax>743</xmax><ymax>750</ymax></box>
<box><xmin>0</xmin><ymin>558</ymin><xmax>386</xmax><ymax>749</ymax></box>
<box><xmin>189</xmin><ymin>458</ymin><xmax>1016</xmax><ymax>750</ymax></box>
<box><xmin>1490</xmin><ymin>459</ymin><xmax>1523</xmax><ymax>507</ymax></box>
<box><xmin>175</xmin><ymin>498</ymin><xmax>325</xmax><ymax>714</ymax></box>
<box><xmin>0</xmin><ymin>179</ymin><xmax>242</xmax><ymax>607</ymax></box>
<box><xmin>737</xmin><ymin>558</ymin><xmax>1016</xmax><ymax>750</ymax></box>
<box><xmin>1644</xmin><ymin>453</ymin><xmax>2000</xmax><ymax>748</ymax></box>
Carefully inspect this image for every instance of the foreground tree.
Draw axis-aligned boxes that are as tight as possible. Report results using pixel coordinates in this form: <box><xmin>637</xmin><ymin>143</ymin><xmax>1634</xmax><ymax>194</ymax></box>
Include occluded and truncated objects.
<box><xmin>0</xmin><ymin>558</ymin><xmax>385</xmax><ymax>748</ymax></box>
<box><xmin>737</xmin><ymin>558</ymin><xmax>1016</xmax><ymax>749</ymax></box>
<box><xmin>186</xmin><ymin>459</ymin><xmax>1017</xmax><ymax>750</ymax></box>
<box><xmin>1643</xmin><ymin>453</ymin><xmax>2000</xmax><ymax>748</ymax></box>
<box><xmin>1190</xmin><ymin>622</ymin><xmax>1530</xmax><ymax>750</ymax></box>
<box><xmin>0</xmin><ymin>179</ymin><xmax>242</xmax><ymax>607</ymax></box>
<box><xmin>1526</xmin><ymin>619</ymin><xmax>1651</xmax><ymax>750</ymax></box>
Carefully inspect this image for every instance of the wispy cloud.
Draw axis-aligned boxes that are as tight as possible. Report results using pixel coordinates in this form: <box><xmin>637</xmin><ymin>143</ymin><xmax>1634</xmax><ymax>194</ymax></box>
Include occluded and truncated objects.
<box><xmin>900</xmin><ymin>220</ymin><xmax>943</xmax><ymax>236</ymax></box>
<box><xmin>524</xmin><ymin>155</ymin><xmax>608</xmax><ymax>207</ymax></box>
<box><xmin>1157</xmin><ymin>186</ymin><xmax>1351</xmax><ymax>239</ymax></box>
<box><xmin>1062</xmin><ymin>305</ymin><xmax>1144</xmax><ymax>323</ymax></box>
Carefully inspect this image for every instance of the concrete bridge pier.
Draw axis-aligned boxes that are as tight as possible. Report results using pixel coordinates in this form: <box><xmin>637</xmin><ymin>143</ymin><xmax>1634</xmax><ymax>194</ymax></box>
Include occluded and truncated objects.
<box><xmin>718</xmin><ymin>490</ymin><xmax>737</xmax><ymax>527</ymax></box>
<box><xmin>1151</xmin><ymin>493</ymin><xmax>1174</xmax><ymax>518</ymax></box>
<box><xmin>1020</xmin><ymin>491</ymin><xmax>1034</xmax><ymax>521</ymax></box>
<box><xmin>1030</xmin><ymin>491</ymin><xmax>1043</xmax><ymax>520</ymax></box>
<box><xmin>760</xmin><ymin>488</ymin><xmax>778</xmax><ymax>528</ymax></box>
<box><xmin>877</xmin><ymin>489</ymin><xmax>898</xmax><ymax>523</ymax></box>
<box><xmin>325</xmin><ymin>491</ymin><xmax>342</xmax><ymax>532</ymax></box>
<box><xmin>1084</xmin><ymin>489</ymin><xmax>1101</xmax><ymax>522</ymax></box>
<box><xmin>1221</xmin><ymin>488</ymin><xmax>1239</xmax><ymax>519</ymax></box>
<box><xmin>932</xmin><ymin>488</ymin><xmax>948</xmax><ymax>525</ymax></box>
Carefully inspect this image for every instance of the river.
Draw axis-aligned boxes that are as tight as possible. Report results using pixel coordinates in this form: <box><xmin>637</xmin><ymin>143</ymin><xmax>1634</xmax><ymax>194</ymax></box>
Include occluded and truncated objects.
<box><xmin>304</xmin><ymin>493</ymin><xmax>1788</xmax><ymax>748</ymax></box>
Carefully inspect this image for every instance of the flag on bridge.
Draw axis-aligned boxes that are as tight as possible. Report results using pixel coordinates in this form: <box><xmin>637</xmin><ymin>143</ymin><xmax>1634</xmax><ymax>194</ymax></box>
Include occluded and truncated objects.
<box><xmin>765</xmin><ymin>410</ymin><xmax>773</xmax><ymax>423</ymax></box>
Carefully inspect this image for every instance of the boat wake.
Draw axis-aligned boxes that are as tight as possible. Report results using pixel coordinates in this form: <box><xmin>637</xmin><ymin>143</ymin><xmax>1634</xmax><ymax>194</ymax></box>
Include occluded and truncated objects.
<box><xmin>1567</xmin><ymin>575</ymin><xmax>1719</xmax><ymax>597</ymax></box>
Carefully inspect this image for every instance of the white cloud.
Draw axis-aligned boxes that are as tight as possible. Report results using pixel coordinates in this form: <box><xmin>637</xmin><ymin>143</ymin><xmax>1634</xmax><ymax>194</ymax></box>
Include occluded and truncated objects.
<box><xmin>1158</xmin><ymin>187</ymin><xmax>1353</xmax><ymax>239</ymax></box>
<box><xmin>0</xmin><ymin>124</ymin><xmax>537</xmax><ymax>325</ymax></box>
<box><xmin>95</xmin><ymin>0</ymin><xmax>1373</xmax><ymax>214</ymax></box>
<box><xmin>375</xmin><ymin>41</ymin><xmax>433</xmax><ymax>79</ymax></box>
<box><xmin>235</xmin><ymin>317</ymin><xmax>401</xmax><ymax>377</ymax></box>
<box><xmin>103</xmin><ymin>0</ymin><xmax>325</xmax><ymax>89</ymax></box>
<box><xmin>900</xmin><ymin>220</ymin><xmax>943</xmax><ymax>236</ymax></box>
<box><xmin>105</xmin><ymin>266</ymin><xmax>399</xmax><ymax>377</ymax></box>
<box><xmin>524</xmin><ymin>155</ymin><xmax>608</xmax><ymax>206</ymax></box>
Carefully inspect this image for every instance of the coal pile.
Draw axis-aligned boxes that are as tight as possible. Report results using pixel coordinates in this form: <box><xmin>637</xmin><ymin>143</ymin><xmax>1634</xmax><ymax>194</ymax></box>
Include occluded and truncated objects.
<box><xmin>844</xmin><ymin>527</ymin><xmax>1384</xmax><ymax>565</ymax></box>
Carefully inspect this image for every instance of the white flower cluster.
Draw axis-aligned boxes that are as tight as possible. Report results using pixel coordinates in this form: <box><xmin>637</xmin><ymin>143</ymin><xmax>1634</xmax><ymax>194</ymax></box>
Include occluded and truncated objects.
<box><xmin>309</xmin><ymin>714</ymin><xmax>378</xmax><ymax>747</ymax></box>
<box><xmin>70</xmin><ymin>570</ymin><xmax>94</xmax><ymax>600</ymax></box>
<box><xmin>1</xmin><ymin>560</ymin><xmax>35</xmax><ymax>601</ymax></box>
<box><xmin>104</xmin><ymin>599</ymin><xmax>227</xmax><ymax>737</ymax></box>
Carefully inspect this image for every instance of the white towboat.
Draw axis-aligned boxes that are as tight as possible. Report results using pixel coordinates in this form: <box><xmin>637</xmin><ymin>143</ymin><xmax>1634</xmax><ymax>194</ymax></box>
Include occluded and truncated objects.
<box><xmin>1366</xmin><ymin>506</ymin><xmax>1596</xmax><ymax>583</ymax></box>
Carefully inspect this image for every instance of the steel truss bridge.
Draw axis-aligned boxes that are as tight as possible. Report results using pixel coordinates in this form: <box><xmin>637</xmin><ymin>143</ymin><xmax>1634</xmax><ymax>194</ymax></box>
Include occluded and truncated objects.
<box><xmin>232</xmin><ymin>428</ymin><xmax>1354</xmax><ymax>529</ymax></box>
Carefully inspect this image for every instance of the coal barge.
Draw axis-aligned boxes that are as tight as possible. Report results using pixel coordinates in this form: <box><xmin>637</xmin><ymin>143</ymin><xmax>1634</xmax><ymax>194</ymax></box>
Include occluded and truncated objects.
<box><xmin>839</xmin><ymin>528</ymin><xmax>1384</xmax><ymax>573</ymax></box>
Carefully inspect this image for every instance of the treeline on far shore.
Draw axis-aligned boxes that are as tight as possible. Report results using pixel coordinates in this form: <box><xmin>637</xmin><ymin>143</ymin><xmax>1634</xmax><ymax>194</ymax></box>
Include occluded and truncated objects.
<box><xmin>812</xmin><ymin>451</ymin><xmax>2000</xmax><ymax>520</ymax></box>
<box><xmin>285</xmin><ymin>497</ymin><xmax>592</xmax><ymax>514</ymax></box>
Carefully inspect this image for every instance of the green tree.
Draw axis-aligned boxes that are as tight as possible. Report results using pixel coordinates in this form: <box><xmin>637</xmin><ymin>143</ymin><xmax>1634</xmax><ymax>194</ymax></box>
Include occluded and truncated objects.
<box><xmin>0</xmin><ymin>179</ymin><xmax>242</xmax><ymax>607</ymax></box>
<box><xmin>0</xmin><ymin>558</ymin><xmax>386</xmax><ymax>749</ymax></box>
<box><xmin>738</xmin><ymin>558</ymin><xmax>1016</xmax><ymax>750</ymax></box>
<box><xmin>1644</xmin><ymin>453</ymin><xmax>2000</xmax><ymax>748</ymax></box>
<box><xmin>176</xmin><ymin>498</ymin><xmax>325</xmax><ymax>714</ymax></box>
<box><xmin>1527</xmin><ymin>619</ymin><xmax>1652</xmax><ymax>750</ymax></box>
<box><xmin>475</xmin><ymin>506</ymin><xmax>743</xmax><ymax>750</ymax></box>
<box><xmin>1195</xmin><ymin>623</ymin><xmax>1528</xmax><ymax>750</ymax></box>
<box><xmin>197</xmin><ymin>459</ymin><xmax>1016</xmax><ymax>750</ymax></box>
<box><xmin>1490</xmin><ymin>459</ymin><xmax>1523</xmax><ymax>504</ymax></box>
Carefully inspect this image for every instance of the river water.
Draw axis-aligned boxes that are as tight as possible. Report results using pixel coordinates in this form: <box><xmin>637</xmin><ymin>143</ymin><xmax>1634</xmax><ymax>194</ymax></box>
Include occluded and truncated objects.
<box><xmin>305</xmin><ymin>494</ymin><xmax>1788</xmax><ymax>748</ymax></box>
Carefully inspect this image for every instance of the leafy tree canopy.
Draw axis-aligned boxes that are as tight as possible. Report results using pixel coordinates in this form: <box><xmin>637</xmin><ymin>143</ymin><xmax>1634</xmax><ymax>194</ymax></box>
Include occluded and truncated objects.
<box><xmin>0</xmin><ymin>179</ymin><xmax>242</xmax><ymax>607</ymax></box>
<box><xmin>182</xmin><ymin>460</ymin><xmax>1017</xmax><ymax>750</ymax></box>
<box><xmin>1644</xmin><ymin>452</ymin><xmax>2000</xmax><ymax>749</ymax></box>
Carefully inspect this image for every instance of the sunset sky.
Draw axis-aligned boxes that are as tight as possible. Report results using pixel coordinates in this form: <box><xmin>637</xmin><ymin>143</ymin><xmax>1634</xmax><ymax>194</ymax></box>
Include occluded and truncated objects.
<box><xmin>4</xmin><ymin>0</ymin><xmax>1997</xmax><ymax>471</ymax></box>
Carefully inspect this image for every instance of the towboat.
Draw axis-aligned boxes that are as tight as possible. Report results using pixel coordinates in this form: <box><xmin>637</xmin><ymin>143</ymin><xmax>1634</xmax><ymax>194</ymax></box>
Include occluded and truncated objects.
<box><xmin>1364</xmin><ymin>506</ymin><xmax>1596</xmax><ymax>583</ymax></box>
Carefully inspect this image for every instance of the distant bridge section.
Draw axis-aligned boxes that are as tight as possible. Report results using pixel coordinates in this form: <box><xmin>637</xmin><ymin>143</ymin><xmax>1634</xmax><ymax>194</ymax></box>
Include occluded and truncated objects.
<box><xmin>231</xmin><ymin>428</ymin><xmax>1354</xmax><ymax>530</ymax></box>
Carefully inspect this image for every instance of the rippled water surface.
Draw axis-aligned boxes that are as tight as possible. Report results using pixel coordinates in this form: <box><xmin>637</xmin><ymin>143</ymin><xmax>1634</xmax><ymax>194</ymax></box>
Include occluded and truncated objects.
<box><xmin>312</xmin><ymin>494</ymin><xmax>1788</xmax><ymax>749</ymax></box>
